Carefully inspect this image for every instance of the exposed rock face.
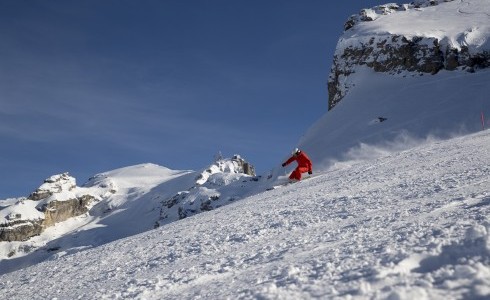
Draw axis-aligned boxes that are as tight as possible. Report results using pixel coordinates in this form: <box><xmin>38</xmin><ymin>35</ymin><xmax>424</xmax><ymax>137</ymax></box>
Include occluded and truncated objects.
<box><xmin>0</xmin><ymin>173</ymin><xmax>95</xmax><ymax>242</ymax></box>
<box><xmin>328</xmin><ymin>0</ymin><xmax>490</xmax><ymax>110</ymax></box>
<box><xmin>0</xmin><ymin>219</ymin><xmax>44</xmax><ymax>242</ymax></box>
<box><xmin>329</xmin><ymin>36</ymin><xmax>490</xmax><ymax>110</ymax></box>
<box><xmin>41</xmin><ymin>195</ymin><xmax>95</xmax><ymax>228</ymax></box>
<box><xmin>232</xmin><ymin>155</ymin><xmax>256</xmax><ymax>176</ymax></box>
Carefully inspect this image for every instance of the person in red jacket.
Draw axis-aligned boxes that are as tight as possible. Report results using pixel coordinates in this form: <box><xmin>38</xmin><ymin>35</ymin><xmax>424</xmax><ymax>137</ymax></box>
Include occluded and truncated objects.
<box><xmin>281</xmin><ymin>148</ymin><xmax>313</xmax><ymax>181</ymax></box>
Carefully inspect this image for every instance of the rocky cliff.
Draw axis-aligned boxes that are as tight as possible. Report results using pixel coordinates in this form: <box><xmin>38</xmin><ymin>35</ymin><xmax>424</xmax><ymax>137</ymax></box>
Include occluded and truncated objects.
<box><xmin>0</xmin><ymin>173</ymin><xmax>96</xmax><ymax>242</ymax></box>
<box><xmin>328</xmin><ymin>0</ymin><xmax>490</xmax><ymax>110</ymax></box>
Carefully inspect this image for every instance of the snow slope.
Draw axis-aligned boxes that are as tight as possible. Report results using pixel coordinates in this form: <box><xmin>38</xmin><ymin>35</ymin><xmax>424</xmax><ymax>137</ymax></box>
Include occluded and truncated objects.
<box><xmin>1</xmin><ymin>0</ymin><xmax>490</xmax><ymax>298</ymax></box>
<box><xmin>301</xmin><ymin>0</ymin><xmax>490</xmax><ymax>168</ymax></box>
<box><xmin>1</xmin><ymin>130</ymin><xmax>489</xmax><ymax>299</ymax></box>
<box><xmin>301</xmin><ymin>67</ymin><xmax>490</xmax><ymax>170</ymax></box>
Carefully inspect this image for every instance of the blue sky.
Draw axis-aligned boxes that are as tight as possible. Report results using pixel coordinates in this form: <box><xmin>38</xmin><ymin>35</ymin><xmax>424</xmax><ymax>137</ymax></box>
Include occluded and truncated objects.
<box><xmin>1</xmin><ymin>0</ymin><xmax>384</xmax><ymax>198</ymax></box>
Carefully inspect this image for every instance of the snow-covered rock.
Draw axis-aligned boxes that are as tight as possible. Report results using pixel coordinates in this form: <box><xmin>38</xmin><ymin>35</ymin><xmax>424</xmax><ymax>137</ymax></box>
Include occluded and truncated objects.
<box><xmin>27</xmin><ymin>173</ymin><xmax>76</xmax><ymax>201</ymax></box>
<box><xmin>329</xmin><ymin>0</ymin><xmax>490</xmax><ymax>109</ymax></box>
<box><xmin>195</xmin><ymin>154</ymin><xmax>255</xmax><ymax>185</ymax></box>
<box><xmin>0</xmin><ymin>173</ymin><xmax>97</xmax><ymax>243</ymax></box>
<box><xmin>158</xmin><ymin>155</ymin><xmax>259</xmax><ymax>225</ymax></box>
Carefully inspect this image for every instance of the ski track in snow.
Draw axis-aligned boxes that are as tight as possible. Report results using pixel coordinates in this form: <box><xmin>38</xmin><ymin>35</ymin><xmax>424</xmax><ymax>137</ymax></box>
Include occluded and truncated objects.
<box><xmin>1</xmin><ymin>130</ymin><xmax>489</xmax><ymax>299</ymax></box>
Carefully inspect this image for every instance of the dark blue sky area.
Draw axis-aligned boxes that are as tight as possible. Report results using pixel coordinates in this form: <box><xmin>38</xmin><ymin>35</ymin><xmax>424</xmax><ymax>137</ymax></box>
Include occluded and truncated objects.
<box><xmin>0</xmin><ymin>0</ymin><xmax>385</xmax><ymax>198</ymax></box>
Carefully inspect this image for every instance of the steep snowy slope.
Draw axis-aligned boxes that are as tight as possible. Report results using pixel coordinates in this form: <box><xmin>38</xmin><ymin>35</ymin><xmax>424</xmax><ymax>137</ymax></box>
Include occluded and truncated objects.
<box><xmin>300</xmin><ymin>68</ymin><xmax>490</xmax><ymax>169</ymax></box>
<box><xmin>1</xmin><ymin>129</ymin><xmax>489</xmax><ymax>299</ymax></box>
<box><xmin>301</xmin><ymin>0</ymin><xmax>490</xmax><ymax>173</ymax></box>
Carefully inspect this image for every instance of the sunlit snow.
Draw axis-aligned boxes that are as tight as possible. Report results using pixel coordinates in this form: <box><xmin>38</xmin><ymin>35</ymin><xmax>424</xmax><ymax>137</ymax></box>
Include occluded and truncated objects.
<box><xmin>1</xmin><ymin>0</ymin><xmax>490</xmax><ymax>299</ymax></box>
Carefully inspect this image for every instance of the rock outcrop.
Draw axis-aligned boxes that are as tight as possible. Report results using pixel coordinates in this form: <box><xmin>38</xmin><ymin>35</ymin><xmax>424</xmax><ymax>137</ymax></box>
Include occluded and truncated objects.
<box><xmin>0</xmin><ymin>173</ymin><xmax>95</xmax><ymax>242</ymax></box>
<box><xmin>41</xmin><ymin>195</ymin><xmax>94</xmax><ymax>228</ymax></box>
<box><xmin>195</xmin><ymin>154</ymin><xmax>255</xmax><ymax>185</ymax></box>
<box><xmin>0</xmin><ymin>219</ymin><xmax>44</xmax><ymax>243</ymax></box>
<box><xmin>158</xmin><ymin>155</ymin><xmax>258</xmax><ymax>226</ymax></box>
<box><xmin>328</xmin><ymin>0</ymin><xmax>490</xmax><ymax>110</ymax></box>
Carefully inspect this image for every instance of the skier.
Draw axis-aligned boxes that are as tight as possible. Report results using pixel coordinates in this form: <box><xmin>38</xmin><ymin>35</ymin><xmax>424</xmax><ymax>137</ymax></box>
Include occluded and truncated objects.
<box><xmin>281</xmin><ymin>148</ymin><xmax>313</xmax><ymax>181</ymax></box>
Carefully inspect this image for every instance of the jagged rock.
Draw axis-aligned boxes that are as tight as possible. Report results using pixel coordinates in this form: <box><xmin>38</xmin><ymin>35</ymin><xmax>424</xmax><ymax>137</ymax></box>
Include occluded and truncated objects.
<box><xmin>329</xmin><ymin>35</ymin><xmax>489</xmax><ymax>110</ymax></box>
<box><xmin>28</xmin><ymin>190</ymin><xmax>53</xmax><ymax>201</ymax></box>
<box><xmin>233</xmin><ymin>155</ymin><xmax>256</xmax><ymax>176</ymax></box>
<box><xmin>178</xmin><ymin>207</ymin><xmax>195</xmax><ymax>220</ymax></box>
<box><xmin>445</xmin><ymin>49</ymin><xmax>459</xmax><ymax>70</ymax></box>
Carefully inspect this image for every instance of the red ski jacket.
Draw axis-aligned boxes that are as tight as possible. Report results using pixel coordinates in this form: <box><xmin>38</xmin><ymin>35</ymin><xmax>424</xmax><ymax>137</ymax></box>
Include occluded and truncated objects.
<box><xmin>283</xmin><ymin>151</ymin><xmax>312</xmax><ymax>172</ymax></box>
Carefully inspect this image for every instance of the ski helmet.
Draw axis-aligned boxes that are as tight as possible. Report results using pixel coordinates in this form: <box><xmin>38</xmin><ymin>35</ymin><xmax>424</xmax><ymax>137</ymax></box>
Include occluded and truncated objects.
<box><xmin>292</xmin><ymin>148</ymin><xmax>300</xmax><ymax>155</ymax></box>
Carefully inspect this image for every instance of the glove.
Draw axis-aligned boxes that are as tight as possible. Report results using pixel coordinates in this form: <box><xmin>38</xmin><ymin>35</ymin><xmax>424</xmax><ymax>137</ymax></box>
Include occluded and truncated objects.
<box><xmin>281</xmin><ymin>163</ymin><xmax>286</xmax><ymax>167</ymax></box>
<box><xmin>308</xmin><ymin>171</ymin><xmax>312</xmax><ymax>175</ymax></box>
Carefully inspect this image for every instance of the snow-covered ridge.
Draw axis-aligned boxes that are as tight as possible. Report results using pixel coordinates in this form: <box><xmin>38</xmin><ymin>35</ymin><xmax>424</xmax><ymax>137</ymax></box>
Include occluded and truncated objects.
<box><xmin>329</xmin><ymin>0</ymin><xmax>490</xmax><ymax>109</ymax></box>
<box><xmin>344</xmin><ymin>1</ymin><xmax>458</xmax><ymax>31</ymax></box>
<box><xmin>344</xmin><ymin>0</ymin><xmax>489</xmax><ymax>52</ymax></box>
<box><xmin>0</xmin><ymin>157</ymin><xmax>259</xmax><ymax>272</ymax></box>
